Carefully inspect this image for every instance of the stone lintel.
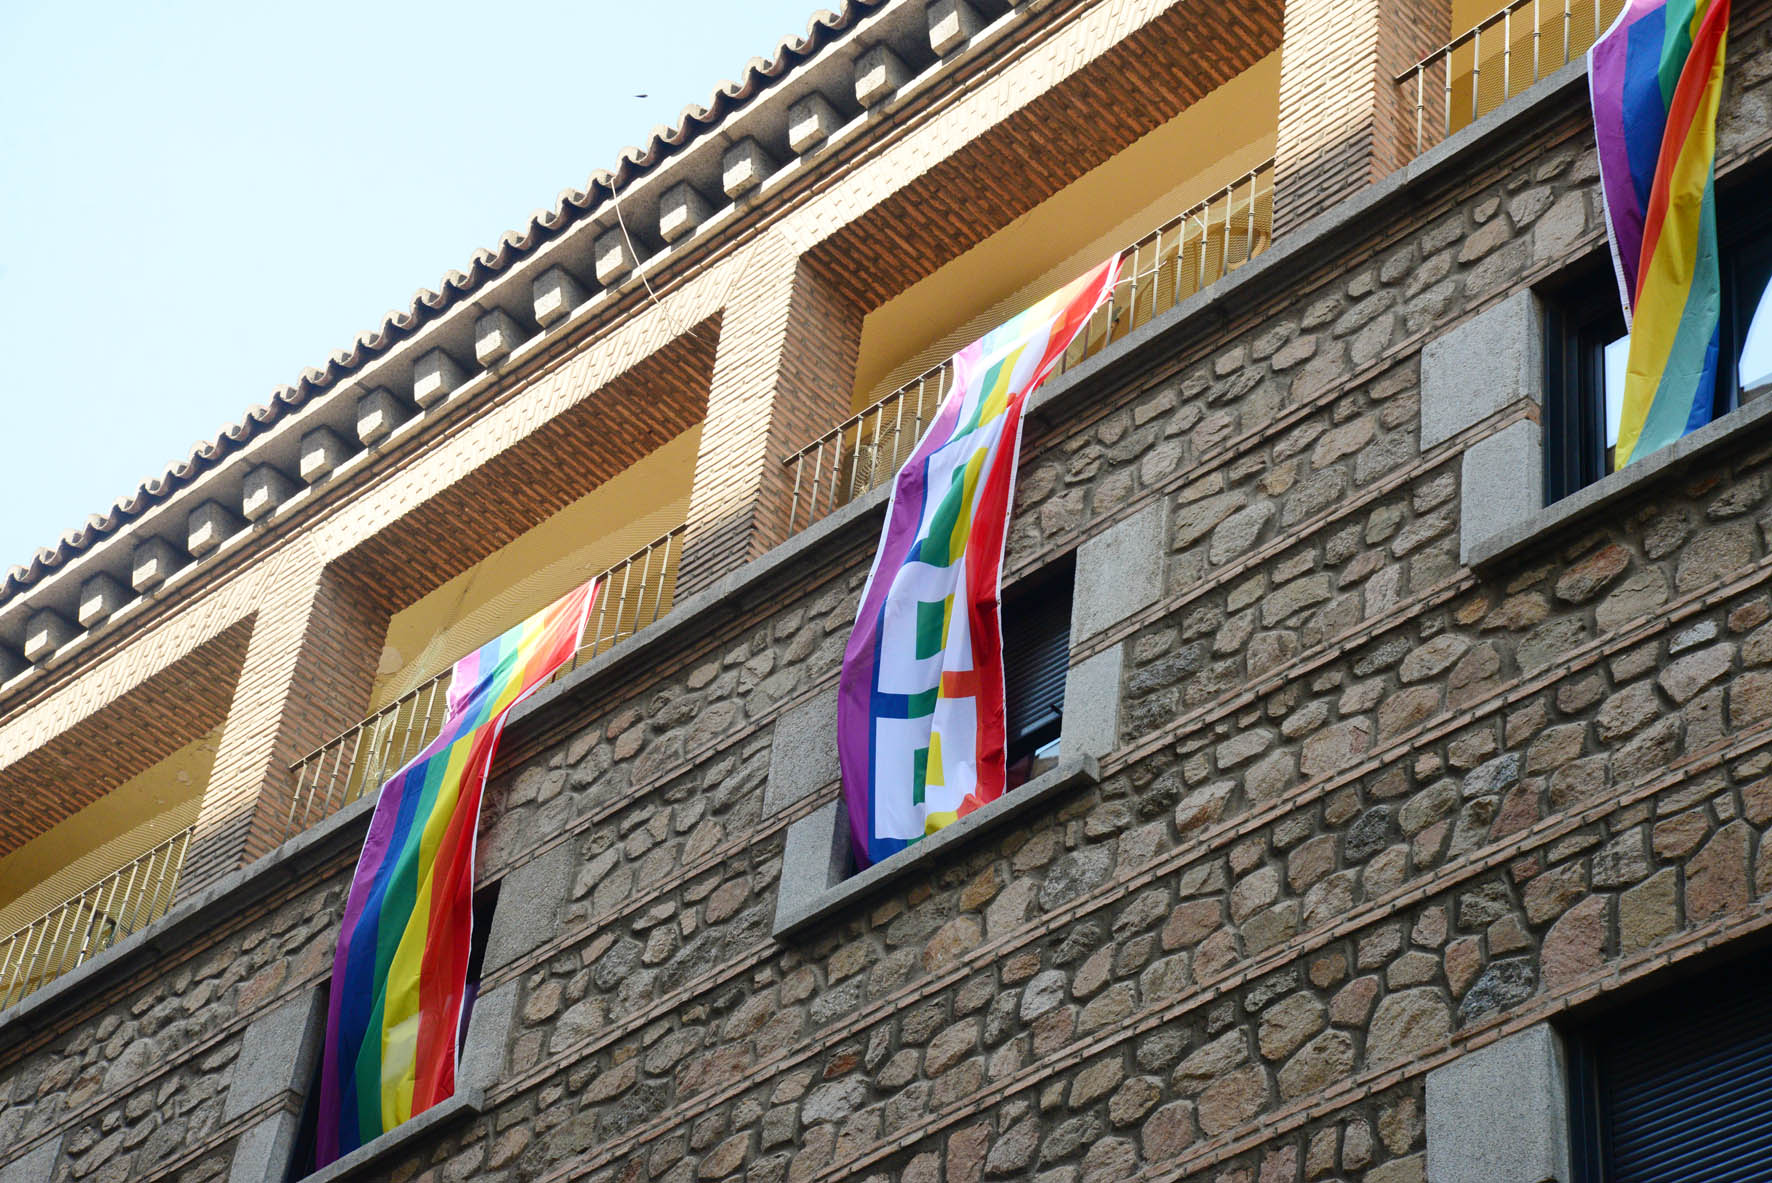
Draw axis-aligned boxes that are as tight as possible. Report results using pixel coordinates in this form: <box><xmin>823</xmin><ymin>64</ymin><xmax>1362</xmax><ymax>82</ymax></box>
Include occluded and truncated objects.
<box><xmin>474</xmin><ymin>307</ymin><xmax>527</xmax><ymax>368</ymax></box>
<box><xmin>721</xmin><ymin>138</ymin><xmax>777</xmax><ymax>198</ymax></box>
<box><xmin>355</xmin><ymin>386</ymin><xmax>408</xmax><ymax>447</ymax></box>
<box><xmin>532</xmin><ymin>266</ymin><xmax>586</xmax><ymax>328</ymax></box>
<box><xmin>76</xmin><ymin>571</ymin><xmax>129</xmax><ymax>628</ymax></box>
<box><xmin>241</xmin><ymin>464</ymin><xmax>296</xmax><ymax>522</ymax></box>
<box><xmin>787</xmin><ymin>93</ymin><xmax>843</xmax><ymax>154</ymax></box>
<box><xmin>659</xmin><ymin>182</ymin><xmax>713</xmax><ymax>243</ymax></box>
<box><xmin>854</xmin><ymin>44</ymin><xmax>911</xmax><ymax>108</ymax></box>
<box><xmin>927</xmin><ymin>0</ymin><xmax>982</xmax><ymax>55</ymax></box>
<box><xmin>22</xmin><ymin>609</ymin><xmax>75</xmax><ymax>663</ymax></box>
<box><xmin>298</xmin><ymin>426</ymin><xmax>351</xmax><ymax>484</ymax></box>
<box><xmin>131</xmin><ymin>535</ymin><xmax>182</xmax><ymax>592</ymax></box>
<box><xmin>187</xmin><ymin>499</ymin><xmax>245</xmax><ymax>558</ymax></box>
<box><xmin>411</xmin><ymin>348</ymin><xmax>466</xmax><ymax>409</ymax></box>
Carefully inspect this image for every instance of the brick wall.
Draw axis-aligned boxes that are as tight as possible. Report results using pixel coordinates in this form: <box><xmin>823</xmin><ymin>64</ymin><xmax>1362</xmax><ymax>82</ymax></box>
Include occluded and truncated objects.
<box><xmin>1273</xmin><ymin>0</ymin><xmax>1451</xmax><ymax>236</ymax></box>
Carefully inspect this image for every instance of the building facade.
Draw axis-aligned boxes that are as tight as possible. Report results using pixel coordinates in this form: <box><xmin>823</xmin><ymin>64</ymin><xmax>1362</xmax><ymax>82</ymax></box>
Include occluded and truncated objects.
<box><xmin>3</xmin><ymin>0</ymin><xmax>1772</xmax><ymax>1179</ymax></box>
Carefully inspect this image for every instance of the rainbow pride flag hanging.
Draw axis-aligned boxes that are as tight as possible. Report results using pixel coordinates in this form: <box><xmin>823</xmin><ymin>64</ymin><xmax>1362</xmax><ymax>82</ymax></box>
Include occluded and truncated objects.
<box><xmin>837</xmin><ymin>256</ymin><xmax>1119</xmax><ymax>871</ymax></box>
<box><xmin>1590</xmin><ymin>0</ymin><xmax>1731</xmax><ymax>469</ymax></box>
<box><xmin>315</xmin><ymin>580</ymin><xmax>598</xmax><ymax>1166</ymax></box>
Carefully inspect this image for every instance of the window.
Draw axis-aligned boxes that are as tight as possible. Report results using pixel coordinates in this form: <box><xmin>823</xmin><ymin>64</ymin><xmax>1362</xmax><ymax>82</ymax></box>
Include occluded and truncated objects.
<box><xmin>1567</xmin><ymin>946</ymin><xmax>1772</xmax><ymax>1182</ymax></box>
<box><xmin>1543</xmin><ymin>199</ymin><xmax>1772</xmax><ymax>502</ymax></box>
<box><xmin>283</xmin><ymin>882</ymin><xmax>500</xmax><ymax>1180</ymax></box>
<box><xmin>1002</xmin><ymin>555</ymin><xmax>1074</xmax><ymax>792</ymax></box>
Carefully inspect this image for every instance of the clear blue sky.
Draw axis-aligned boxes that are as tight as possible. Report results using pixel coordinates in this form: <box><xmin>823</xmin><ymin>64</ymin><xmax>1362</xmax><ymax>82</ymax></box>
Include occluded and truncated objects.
<box><xmin>0</xmin><ymin>0</ymin><xmax>823</xmax><ymax>573</ymax></box>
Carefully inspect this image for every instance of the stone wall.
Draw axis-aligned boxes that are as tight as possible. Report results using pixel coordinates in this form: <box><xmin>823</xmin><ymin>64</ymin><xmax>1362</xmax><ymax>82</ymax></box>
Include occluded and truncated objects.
<box><xmin>7</xmin><ymin>11</ymin><xmax>1772</xmax><ymax>1183</ymax></box>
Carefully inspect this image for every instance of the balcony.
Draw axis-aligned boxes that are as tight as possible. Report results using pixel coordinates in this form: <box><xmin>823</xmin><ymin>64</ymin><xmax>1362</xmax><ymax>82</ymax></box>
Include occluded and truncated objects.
<box><xmin>1397</xmin><ymin>0</ymin><xmax>1628</xmax><ymax>158</ymax></box>
<box><xmin>0</xmin><ymin>828</ymin><xmax>190</xmax><ymax>1014</ymax></box>
<box><xmin>280</xmin><ymin>525</ymin><xmax>684</xmax><ymax>843</ymax></box>
<box><xmin>784</xmin><ymin>160</ymin><xmax>1276</xmax><ymax>533</ymax></box>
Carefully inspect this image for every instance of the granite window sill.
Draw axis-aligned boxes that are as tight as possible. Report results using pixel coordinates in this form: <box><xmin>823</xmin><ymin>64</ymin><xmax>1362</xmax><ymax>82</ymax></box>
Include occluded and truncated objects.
<box><xmin>773</xmin><ymin>755</ymin><xmax>1100</xmax><ymax>940</ymax></box>
<box><xmin>298</xmin><ymin>1089</ymin><xmax>484</xmax><ymax>1183</ymax></box>
<box><xmin>1468</xmin><ymin>394</ymin><xmax>1772</xmax><ymax>569</ymax></box>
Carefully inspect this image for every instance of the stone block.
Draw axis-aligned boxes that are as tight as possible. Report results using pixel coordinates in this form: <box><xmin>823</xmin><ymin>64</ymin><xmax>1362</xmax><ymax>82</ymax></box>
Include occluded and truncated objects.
<box><xmin>131</xmin><ymin>535</ymin><xmax>181</xmax><ymax>591</ymax></box>
<box><xmin>459</xmin><ymin>980</ymin><xmax>517</xmax><ymax>1092</ymax></box>
<box><xmin>927</xmin><ymin>0</ymin><xmax>982</xmax><ymax>54</ymax></box>
<box><xmin>229</xmin><ymin>1112</ymin><xmax>299</xmax><ymax>1183</ymax></box>
<box><xmin>474</xmin><ymin>308</ymin><xmax>527</xmax><ymax>367</ymax></box>
<box><xmin>241</xmin><ymin>463</ymin><xmax>295</xmax><ymax>522</ymax></box>
<box><xmin>763</xmin><ymin>686</ymin><xmax>841</xmax><ymax>814</ymax></box>
<box><xmin>787</xmin><ymin>93</ymin><xmax>843</xmax><ymax>154</ymax></box>
<box><xmin>593</xmin><ymin>227</ymin><xmax>636</xmax><ymax>286</ymax></box>
<box><xmin>658</xmin><ymin>182</ymin><xmax>713</xmax><ymax>242</ymax></box>
<box><xmin>1426</xmin><ymin>1024</ymin><xmax>1572</xmax><ymax>1182</ymax></box>
<box><xmin>224</xmin><ymin>986</ymin><xmax>325</xmax><ymax>1122</ymax></box>
<box><xmin>722</xmin><ymin>138</ymin><xmax>776</xmax><ymax>198</ymax></box>
<box><xmin>774</xmin><ymin>800</ymin><xmax>848</xmax><ymax>932</ymax></box>
<box><xmin>1062</xmin><ymin>643</ymin><xmax>1123</xmax><ymax>760</ymax></box>
<box><xmin>188</xmin><ymin>499</ymin><xmax>245</xmax><ymax>558</ymax></box>
<box><xmin>22</xmin><ymin>609</ymin><xmax>75</xmax><ymax>662</ymax></box>
<box><xmin>1420</xmin><ymin>289</ymin><xmax>1543</xmax><ymax>450</ymax></box>
<box><xmin>1460</xmin><ymin>420</ymin><xmax>1543</xmax><ymax>565</ymax></box>
<box><xmin>1072</xmin><ymin>500</ymin><xmax>1166</xmax><ymax>642</ymax></box>
<box><xmin>76</xmin><ymin>572</ymin><xmax>128</xmax><ymax>627</ymax></box>
<box><xmin>355</xmin><ymin>386</ymin><xmax>408</xmax><ymax>446</ymax></box>
<box><xmin>532</xmin><ymin>266</ymin><xmax>586</xmax><ymax>328</ymax></box>
<box><xmin>411</xmin><ymin>348</ymin><xmax>465</xmax><ymax>409</ymax></box>
<box><xmin>298</xmin><ymin>426</ymin><xmax>351</xmax><ymax>483</ymax></box>
<box><xmin>855</xmin><ymin>45</ymin><xmax>911</xmax><ymax>107</ymax></box>
<box><xmin>0</xmin><ymin>1134</ymin><xmax>61</xmax><ymax>1183</ymax></box>
<box><xmin>482</xmin><ymin>842</ymin><xmax>572</xmax><ymax>974</ymax></box>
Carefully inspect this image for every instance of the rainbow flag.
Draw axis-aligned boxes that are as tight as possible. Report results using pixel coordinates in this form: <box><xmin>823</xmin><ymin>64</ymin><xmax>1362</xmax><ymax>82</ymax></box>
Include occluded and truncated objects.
<box><xmin>837</xmin><ymin>257</ymin><xmax>1119</xmax><ymax>871</ymax></box>
<box><xmin>314</xmin><ymin>580</ymin><xmax>598</xmax><ymax>1165</ymax></box>
<box><xmin>1590</xmin><ymin>0</ymin><xmax>1731</xmax><ymax>469</ymax></box>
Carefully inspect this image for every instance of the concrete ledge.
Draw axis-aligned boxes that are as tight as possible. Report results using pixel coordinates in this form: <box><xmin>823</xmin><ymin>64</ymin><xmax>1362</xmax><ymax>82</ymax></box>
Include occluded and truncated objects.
<box><xmin>1426</xmin><ymin>1024</ymin><xmax>1572</xmax><ymax>1182</ymax></box>
<box><xmin>1469</xmin><ymin>395</ymin><xmax>1772</xmax><ymax>568</ymax></box>
<box><xmin>773</xmin><ymin>756</ymin><xmax>1099</xmax><ymax>940</ymax></box>
<box><xmin>297</xmin><ymin>1088</ymin><xmax>484</xmax><ymax>1183</ymax></box>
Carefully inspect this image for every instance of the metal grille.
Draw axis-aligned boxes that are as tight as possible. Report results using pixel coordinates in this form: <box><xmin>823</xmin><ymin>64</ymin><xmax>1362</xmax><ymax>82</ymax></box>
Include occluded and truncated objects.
<box><xmin>0</xmin><ymin>828</ymin><xmax>191</xmax><ymax>1014</ymax></box>
<box><xmin>783</xmin><ymin>160</ymin><xmax>1276</xmax><ymax>533</ymax></box>
<box><xmin>1397</xmin><ymin>0</ymin><xmax>1628</xmax><ymax>157</ymax></box>
<box><xmin>281</xmin><ymin>525</ymin><xmax>685</xmax><ymax>843</ymax></box>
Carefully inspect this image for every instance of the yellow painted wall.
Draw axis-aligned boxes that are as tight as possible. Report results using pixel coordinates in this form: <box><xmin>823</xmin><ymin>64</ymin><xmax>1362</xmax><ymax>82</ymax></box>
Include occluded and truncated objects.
<box><xmin>0</xmin><ymin>726</ymin><xmax>216</xmax><ymax>938</ymax></box>
<box><xmin>849</xmin><ymin>51</ymin><xmax>1282</xmax><ymax>410</ymax></box>
<box><xmin>367</xmin><ymin>423</ymin><xmax>701</xmax><ymax>709</ymax></box>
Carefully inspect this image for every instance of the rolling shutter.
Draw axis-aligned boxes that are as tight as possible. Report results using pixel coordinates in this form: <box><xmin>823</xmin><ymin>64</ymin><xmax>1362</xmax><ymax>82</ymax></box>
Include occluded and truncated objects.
<box><xmin>1002</xmin><ymin>561</ymin><xmax>1072</xmax><ymax>756</ymax></box>
<box><xmin>1590</xmin><ymin>953</ymin><xmax>1772</xmax><ymax>1182</ymax></box>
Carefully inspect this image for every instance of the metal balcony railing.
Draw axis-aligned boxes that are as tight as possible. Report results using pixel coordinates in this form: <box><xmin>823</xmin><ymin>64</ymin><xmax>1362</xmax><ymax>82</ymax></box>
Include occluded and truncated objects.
<box><xmin>1397</xmin><ymin>0</ymin><xmax>1628</xmax><ymax>157</ymax></box>
<box><xmin>280</xmin><ymin>525</ymin><xmax>684</xmax><ymax>843</ymax></box>
<box><xmin>783</xmin><ymin>160</ymin><xmax>1276</xmax><ymax>533</ymax></box>
<box><xmin>0</xmin><ymin>828</ymin><xmax>191</xmax><ymax>1014</ymax></box>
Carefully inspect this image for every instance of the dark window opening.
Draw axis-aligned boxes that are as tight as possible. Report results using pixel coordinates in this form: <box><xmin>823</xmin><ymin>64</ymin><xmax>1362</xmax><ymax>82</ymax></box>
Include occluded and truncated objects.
<box><xmin>1542</xmin><ymin>188</ymin><xmax>1772</xmax><ymax>502</ymax></box>
<box><xmin>284</xmin><ymin>881</ymin><xmax>501</xmax><ymax>1181</ymax></box>
<box><xmin>1568</xmin><ymin>943</ymin><xmax>1772</xmax><ymax>1182</ymax></box>
<box><xmin>1003</xmin><ymin>555</ymin><xmax>1074</xmax><ymax>792</ymax></box>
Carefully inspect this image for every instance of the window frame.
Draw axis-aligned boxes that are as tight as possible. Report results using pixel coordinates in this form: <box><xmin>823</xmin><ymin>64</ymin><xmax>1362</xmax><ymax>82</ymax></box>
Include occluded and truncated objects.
<box><xmin>1544</xmin><ymin>185</ymin><xmax>1772</xmax><ymax>505</ymax></box>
